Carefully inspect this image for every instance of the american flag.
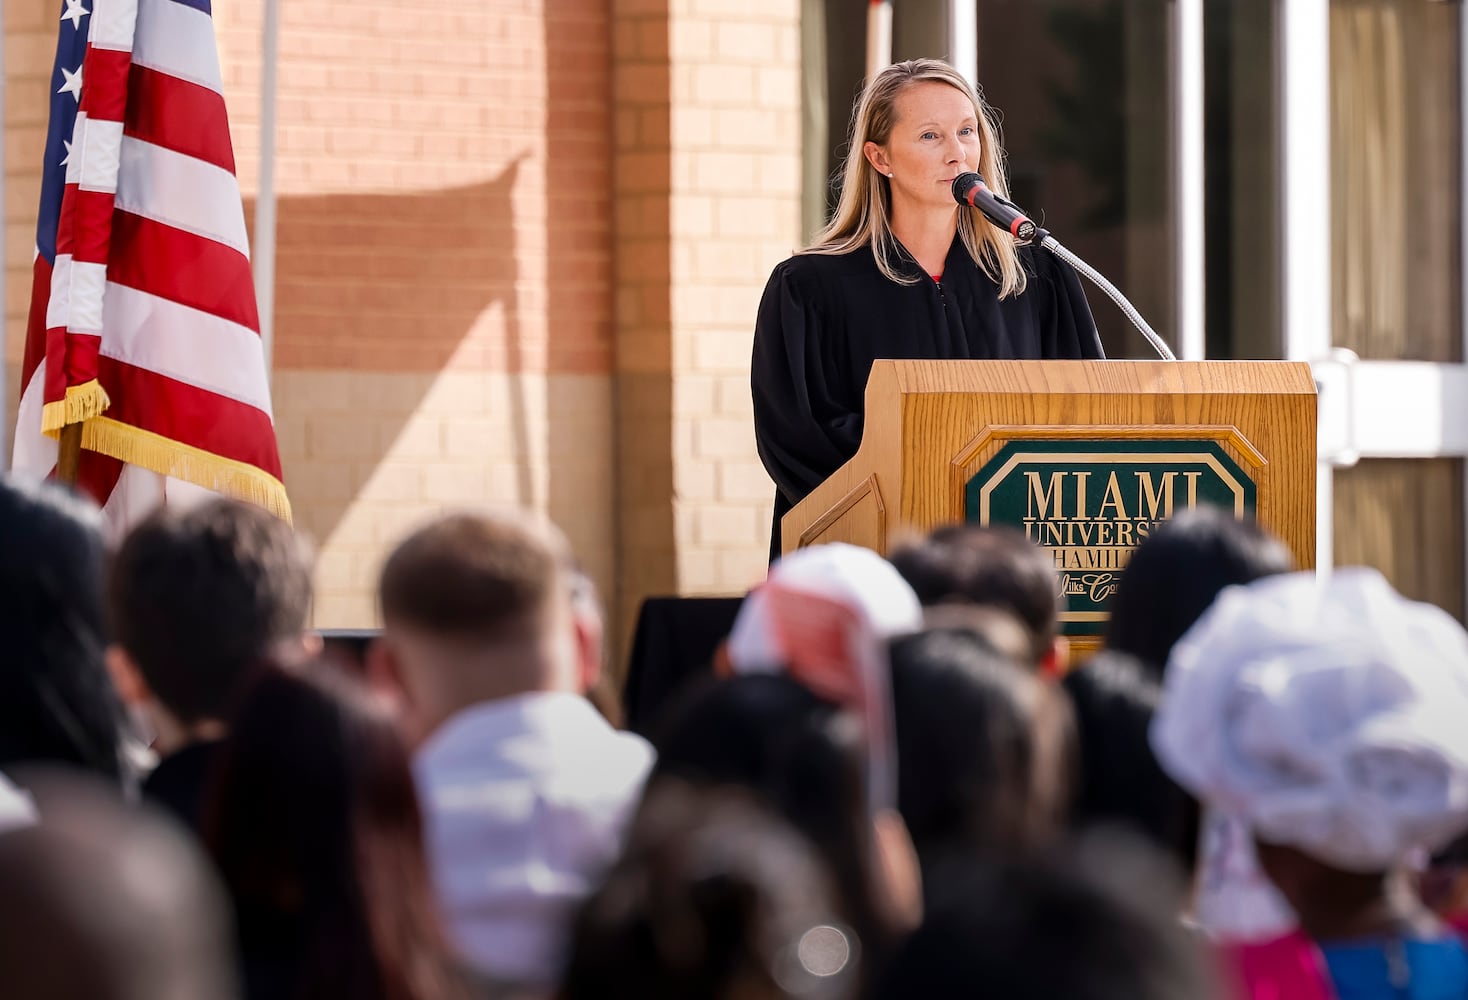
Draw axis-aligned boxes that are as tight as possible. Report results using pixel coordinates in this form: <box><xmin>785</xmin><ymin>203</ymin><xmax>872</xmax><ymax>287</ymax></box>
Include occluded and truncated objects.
<box><xmin>10</xmin><ymin>0</ymin><xmax>289</xmax><ymax>528</ymax></box>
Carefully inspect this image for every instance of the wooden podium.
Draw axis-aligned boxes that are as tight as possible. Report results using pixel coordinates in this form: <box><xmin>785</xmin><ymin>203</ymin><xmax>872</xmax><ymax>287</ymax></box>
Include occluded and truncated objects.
<box><xmin>782</xmin><ymin>360</ymin><xmax>1317</xmax><ymax>645</ymax></box>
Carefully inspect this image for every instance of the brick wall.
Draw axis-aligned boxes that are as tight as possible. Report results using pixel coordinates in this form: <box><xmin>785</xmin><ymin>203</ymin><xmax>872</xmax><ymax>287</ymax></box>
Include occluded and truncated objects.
<box><xmin>213</xmin><ymin>0</ymin><xmax>618</xmax><ymax>628</ymax></box>
<box><xmin>613</xmin><ymin>0</ymin><xmax>798</xmax><ymax>642</ymax></box>
<box><xmin>5</xmin><ymin>0</ymin><xmax>795</xmax><ymax>667</ymax></box>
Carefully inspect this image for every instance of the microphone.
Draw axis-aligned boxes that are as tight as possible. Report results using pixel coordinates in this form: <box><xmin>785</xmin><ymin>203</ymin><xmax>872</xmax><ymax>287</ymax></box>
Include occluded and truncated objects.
<box><xmin>951</xmin><ymin>172</ymin><xmax>1048</xmax><ymax>246</ymax></box>
<box><xmin>951</xmin><ymin>171</ymin><xmax>1176</xmax><ymax>360</ymax></box>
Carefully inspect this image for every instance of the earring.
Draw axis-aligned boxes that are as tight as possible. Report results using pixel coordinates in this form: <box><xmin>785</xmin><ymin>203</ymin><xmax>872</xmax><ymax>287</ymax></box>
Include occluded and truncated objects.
<box><xmin>887</xmin><ymin>172</ymin><xmax>894</xmax><ymax>178</ymax></box>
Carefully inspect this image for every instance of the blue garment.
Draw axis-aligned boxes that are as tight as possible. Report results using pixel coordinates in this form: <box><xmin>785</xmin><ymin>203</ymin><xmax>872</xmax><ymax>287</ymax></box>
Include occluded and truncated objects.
<box><xmin>1322</xmin><ymin>937</ymin><xmax>1468</xmax><ymax>1000</ymax></box>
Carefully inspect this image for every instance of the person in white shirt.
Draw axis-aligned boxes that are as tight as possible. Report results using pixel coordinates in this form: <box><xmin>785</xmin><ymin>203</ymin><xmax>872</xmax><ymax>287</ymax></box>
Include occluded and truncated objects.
<box><xmin>371</xmin><ymin>511</ymin><xmax>653</xmax><ymax>992</ymax></box>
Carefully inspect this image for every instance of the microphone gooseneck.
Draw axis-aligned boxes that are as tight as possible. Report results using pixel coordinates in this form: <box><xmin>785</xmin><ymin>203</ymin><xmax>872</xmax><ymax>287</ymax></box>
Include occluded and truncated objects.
<box><xmin>951</xmin><ymin>172</ymin><xmax>1176</xmax><ymax>361</ymax></box>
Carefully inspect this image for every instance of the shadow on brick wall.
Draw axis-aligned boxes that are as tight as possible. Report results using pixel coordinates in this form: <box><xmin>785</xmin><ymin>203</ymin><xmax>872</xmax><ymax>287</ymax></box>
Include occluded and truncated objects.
<box><xmin>238</xmin><ymin>6</ymin><xmax>635</xmax><ymax>638</ymax></box>
<box><xmin>544</xmin><ymin>1</ymin><xmax>625</xmax><ymax>645</ymax></box>
<box><xmin>245</xmin><ymin>153</ymin><xmax>548</xmax><ymax>552</ymax></box>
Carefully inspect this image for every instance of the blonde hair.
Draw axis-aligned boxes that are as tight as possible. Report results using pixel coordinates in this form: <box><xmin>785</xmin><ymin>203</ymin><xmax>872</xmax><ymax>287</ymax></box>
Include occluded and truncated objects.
<box><xmin>806</xmin><ymin>59</ymin><xmax>1026</xmax><ymax>298</ymax></box>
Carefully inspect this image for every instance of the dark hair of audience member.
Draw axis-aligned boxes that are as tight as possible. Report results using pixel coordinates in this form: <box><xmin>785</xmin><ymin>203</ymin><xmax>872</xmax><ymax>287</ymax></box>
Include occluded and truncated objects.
<box><xmin>205</xmin><ymin>664</ymin><xmax>465</xmax><ymax>1000</ymax></box>
<box><xmin>1105</xmin><ymin>505</ymin><xmax>1294</xmax><ymax>674</ymax></box>
<box><xmin>107</xmin><ymin>499</ymin><xmax>313</xmax><ymax>724</ymax></box>
<box><xmin>888</xmin><ymin>627</ymin><xmax>1073</xmax><ymax>879</ymax></box>
<box><xmin>647</xmin><ymin>674</ymin><xmax>896</xmax><ymax>960</ymax></box>
<box><xmin>0</xmin><ymin>770</ymin><xmax>239</xmax><ymax>1000</ymax></box>
<box><xmin>888</xmin><ymin>524</ymin><xmax>1060</xmax><ymax>666</ymax></box>
<box><xmin>876</xmin><ymin>833</ymin><xmax>1217</xmax><ymax>1000</ymax></box>
<box><xmin>562</xmin><ymin>781</ymin><xmax>859</xmax><ymax>1000</ymax></box>
<box><xmin>0</xmin><ymin>477</ymin><xmax>127</xmax><ymax>782</ymax></box>
<box><xmin>1062</xmin><ymin>649</ymin><xmax>1198</xmax><ymax>872</ymax></box>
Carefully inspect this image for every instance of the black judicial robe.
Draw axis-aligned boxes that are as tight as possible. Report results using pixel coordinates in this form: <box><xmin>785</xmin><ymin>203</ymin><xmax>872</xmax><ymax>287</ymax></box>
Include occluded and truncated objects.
<box><xmin>751</xmin><ymin>236</ymin><xmax>1105</xmax><ymax>561</ymax></box>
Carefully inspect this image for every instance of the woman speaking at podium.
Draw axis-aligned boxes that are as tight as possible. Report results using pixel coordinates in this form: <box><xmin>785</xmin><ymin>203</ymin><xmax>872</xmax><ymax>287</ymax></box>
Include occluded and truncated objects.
<box><xmin>752</xmin><ymin>58</ymin><xmax>1105</xmax><ymax>561</ymax></box>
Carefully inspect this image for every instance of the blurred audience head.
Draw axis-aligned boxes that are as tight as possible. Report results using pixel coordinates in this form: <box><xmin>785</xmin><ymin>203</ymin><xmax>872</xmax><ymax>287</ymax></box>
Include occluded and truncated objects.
<box><xmin>889</xmin><ymin>524</ymin><xmax>1064</xmax><ymax>673</ymax></box>
<box><xmin>918</xmin><ymin>602</ymin><xmax>1034</xmax><ymax>666</ymax></box>
<box><xmin>650</xmin><ymin>673</ymin><xmax>919</xmax><ymax>956</ymax></box>
<box><xmin>1063</xmin><ymin>649</ymin><xmax>1195</xmax><ymax>871</ymax></box>
<box><xmin>725</xmin><ymin>541</ymin><xmax>922</xmax><ymax>678</ymax></box>
<box><xmin>889</xmin><ymin>627</ymin><xmax>1073</xmax><ymax>877</ymax></box>
<box><xmin>721</xmin><ymin>543</ymin><xmax>919</xmax><ymax>843</ymax></box>
<box><xmin>1153</xmin><ymin>568</ymin><xmax>1468</xmax><ymax>933</ymax></box>
<box><xmin>562</xmin><ymin>781</ymin><xmax>860</xmax><ymax>1000</ymax></box>
<box><xmin>106</xmin><ymin>498</ymin><xmax>314</xmax><ymax>752</ymax></box>
<box><xmin>0</xmin><ymin>771</ymin><xmax>238</xmax><ymax>1000</ymax></box>
<box><xmin>206</xmin><ymin>664</ymin><xmax>462</xmax><ymax>1000</ymax></box>
<box><xmin>0</xmin><ymin>477</ymin><xmax>127</xmax><ymax>782</ymax></box>
<box><xmin>391</xmin><ymin>514</ymin><xmax>653</xmax><ymax>991</ymax></box>
<box><xmin>375</xmin><ymin>511</ymin><xmax>595</xmax><ymax>736</ymax></box>
<box><xmin>875</xmin><ymin>832</ymin><xmax>1216</xmax><ymax>1000</ymax></box>
<box><xmin>1106</xmin><ymin>505</ymin><xmax>1292</xmax><ymax>675</ymax></box>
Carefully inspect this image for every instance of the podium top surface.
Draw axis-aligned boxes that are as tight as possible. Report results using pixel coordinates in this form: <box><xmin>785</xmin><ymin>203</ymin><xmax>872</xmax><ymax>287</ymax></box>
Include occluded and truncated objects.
<box><xmin>874</xmin><ymin>359</ymin><xmax>1317</xmax><ymax>397</ymax></box>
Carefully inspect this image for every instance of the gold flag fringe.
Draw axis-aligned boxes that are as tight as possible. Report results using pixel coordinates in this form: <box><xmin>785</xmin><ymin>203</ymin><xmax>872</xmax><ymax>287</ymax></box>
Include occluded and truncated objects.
<box><xmin>78</xmin><ymin>416</ymin><xmax>293</xmax><ymax>523</ymax></box>
<box><xmin>40</xmin><ymin>380</ymin><xmax>112</xmax><ymax>433</ymax></box>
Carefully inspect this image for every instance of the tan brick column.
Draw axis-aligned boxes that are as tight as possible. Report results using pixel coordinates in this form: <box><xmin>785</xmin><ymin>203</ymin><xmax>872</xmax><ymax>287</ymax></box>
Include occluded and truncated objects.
<box><xmin>612</xmin><ymin>0</ymin><xmax>800</xmax><ymax>656</ymax></box>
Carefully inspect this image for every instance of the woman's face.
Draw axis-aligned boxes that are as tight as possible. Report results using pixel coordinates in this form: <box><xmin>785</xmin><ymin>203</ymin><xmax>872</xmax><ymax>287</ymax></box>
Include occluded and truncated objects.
<box><xmin>865</xmin><ymin>81</ymin><xmax>982</xmax><ymax>217</ymax></box>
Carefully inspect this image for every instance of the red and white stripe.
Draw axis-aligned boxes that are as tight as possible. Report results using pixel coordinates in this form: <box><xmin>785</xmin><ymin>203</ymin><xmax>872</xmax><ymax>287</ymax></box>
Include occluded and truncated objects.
<box><xmin>11</xmin><ymin>0</ymin><xmax>285</xmax><ymax>532</ymax></box>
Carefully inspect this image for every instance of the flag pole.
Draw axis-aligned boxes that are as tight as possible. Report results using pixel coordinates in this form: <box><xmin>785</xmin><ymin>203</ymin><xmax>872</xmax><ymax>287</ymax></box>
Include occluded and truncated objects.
<box><xmin>255</xmin><ymin>0</ymin><xmax>279</xmax><ymax>371</ymax></box>
<box><xmin>57</xmin><ymin>424</ymin><xmax>81</xmax><ymax>485</ymax></box>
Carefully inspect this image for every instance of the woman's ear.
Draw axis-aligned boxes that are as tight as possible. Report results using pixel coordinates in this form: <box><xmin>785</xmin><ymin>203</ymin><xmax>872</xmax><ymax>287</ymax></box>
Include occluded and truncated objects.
<box><xmin>862</xmin><ymin>140</ymin><xmax>890</xmax><ymax>177</ymax></box>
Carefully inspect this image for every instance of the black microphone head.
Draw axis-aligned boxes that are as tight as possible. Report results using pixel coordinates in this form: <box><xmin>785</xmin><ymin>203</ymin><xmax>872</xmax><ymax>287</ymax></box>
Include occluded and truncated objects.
<box><xmin>951</xmin><ymin>172</ymin><xmax>983</xmax><ymax>206</ymax></box>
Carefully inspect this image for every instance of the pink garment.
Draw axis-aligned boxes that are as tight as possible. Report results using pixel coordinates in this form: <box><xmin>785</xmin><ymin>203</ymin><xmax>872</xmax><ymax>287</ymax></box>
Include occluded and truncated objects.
<box><xmin>1223</xmin><ymin>930</ymin><xmax>1336</xmax><ymax>1000</ymax></box>
<box><xmin>1226</xmin><ymin>922</ymin><xmax>1468</xmax><ymax>999</ymax></box>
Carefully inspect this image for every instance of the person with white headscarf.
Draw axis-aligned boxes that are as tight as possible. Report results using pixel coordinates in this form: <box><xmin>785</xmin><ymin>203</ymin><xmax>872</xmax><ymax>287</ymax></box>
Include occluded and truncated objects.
<box><xmin>707</xmin><ymin>542</ymin><xmax>926</xmax><ymax>945</ymax></box>
<box><xmin>1152</xmin><ymin>568</ymin><xmax>1468</xmax><ymax>1000</ymax></box>
<box><xmin>723</xmin><ymin>542</ymin><xmax>925</xmax><ymax>816</ymax></box>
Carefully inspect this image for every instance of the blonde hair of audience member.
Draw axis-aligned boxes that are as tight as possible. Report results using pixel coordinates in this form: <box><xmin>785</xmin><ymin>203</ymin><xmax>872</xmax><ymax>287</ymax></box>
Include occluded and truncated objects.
<box><xmin>0</xmin><ymin>770</ymin><xmax>238</xmax><ymax>1000</ymax></box>
<box><xmin>807</xmin><ymin>58</ymin><xmax>1025</xmax><ymax>297</ymax></box>
<box><xmin>371</xmin><ymin>512</ymin><xmax>602</xmax><ymax>741</ymax></box>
